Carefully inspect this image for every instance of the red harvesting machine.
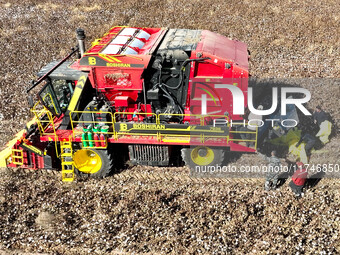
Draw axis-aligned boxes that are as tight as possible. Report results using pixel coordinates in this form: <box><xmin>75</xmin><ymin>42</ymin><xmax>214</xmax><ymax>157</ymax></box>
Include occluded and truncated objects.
<box><xmin>0</xmin><ymin>26</ymin><xmax>257</xmax><ymax>181</ymax></box>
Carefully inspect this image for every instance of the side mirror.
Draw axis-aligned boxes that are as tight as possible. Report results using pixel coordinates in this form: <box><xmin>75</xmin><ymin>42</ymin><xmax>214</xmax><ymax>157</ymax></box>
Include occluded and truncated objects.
<box><xmin>28</xmin><ymin>95</ymin><xmax>34</xmax><ymax>109</ymax></box>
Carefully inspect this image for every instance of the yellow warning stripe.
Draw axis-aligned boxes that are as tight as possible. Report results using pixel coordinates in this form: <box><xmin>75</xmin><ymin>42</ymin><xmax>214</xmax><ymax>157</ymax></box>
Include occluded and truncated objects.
<box><xmin>67</xmin><ymin>75</ymin><xmax>87</xmax><ymax>112</ymax></box>
<box><xmin>98</xmin><ymin>53</ymin><xmax>122</xmax><ymax>63</ymax></box>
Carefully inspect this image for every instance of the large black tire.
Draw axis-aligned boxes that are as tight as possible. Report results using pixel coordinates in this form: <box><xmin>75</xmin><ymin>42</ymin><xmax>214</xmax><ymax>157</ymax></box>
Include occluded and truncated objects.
<box><xmin>73</xmin><ymin>148</ymin><xmax>113</xmax><ymax>178</ymax></box>
<box><xmin>181</xmin><ymin>146</ymin><xmax>225</xmax><ymax>169</ymax></box>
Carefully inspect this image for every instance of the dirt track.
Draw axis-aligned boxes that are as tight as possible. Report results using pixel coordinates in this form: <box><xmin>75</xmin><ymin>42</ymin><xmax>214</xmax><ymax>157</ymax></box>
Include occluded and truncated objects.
<box><xmin>0</xmin><ymin>0</ymin><xmax>339</xmax><ymax>254</ymax></box>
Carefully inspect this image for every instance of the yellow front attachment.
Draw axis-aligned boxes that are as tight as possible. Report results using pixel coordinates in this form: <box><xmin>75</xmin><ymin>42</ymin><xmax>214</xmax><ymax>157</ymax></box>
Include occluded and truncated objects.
<box><xmin>73</xmin><ymin>149</ymin><xmax>102</xmax><ymax>174</ymax></box>
<box><xmin>191</xmin><ymin>146</ymin><xmax>214</xmax><ymax>166</ymax></box>
<box><xmin>11</xmin><ymin>149</ymin><xmax>23</xmax><ymax>165</ymax></box>
<box><xmin>0</xmin><ymin>117</ymin><xmax>41</xmax><ymax>167</ymax></box>
<box><xmin>0</xmin><ymin>129</ymin><xmax>25</xmax><ymax>167</ymax></box>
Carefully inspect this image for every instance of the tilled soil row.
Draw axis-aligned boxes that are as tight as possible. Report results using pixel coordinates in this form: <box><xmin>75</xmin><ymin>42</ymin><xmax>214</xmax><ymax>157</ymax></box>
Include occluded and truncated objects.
<box><xmin>0</xmin><ymin>169</ymin><xmax>339</xmax><ymax>254</ymax></box>
<box><xmin>3</xmin><ymin>166</ymin><xmax>340</xmax><ymax>190</ymax></box>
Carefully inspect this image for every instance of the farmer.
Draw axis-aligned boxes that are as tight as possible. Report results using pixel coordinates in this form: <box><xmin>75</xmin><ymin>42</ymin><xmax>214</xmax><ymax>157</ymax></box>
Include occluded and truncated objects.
<box><xmin>295</xmin><ymin>133</ymin><xmax>316</xmax><ymax>156</ymax></box>
<box><xmin>268</xmin><ymin>123</ymin><xmax>285</xmax><ymax>140</ymax></box>
<box><xmin>258</xmin><ymin>150</ymin><xmax>281</xmax><ymax>191</ymax></box>
<box><xmin>313</xmin><ymin>105</ymin><xmax>332</xmax><ymax>144</ymax></box>
<box><xmin>289</xmin><ymin>162</ymin><xmax>308</xmax><ymax>197</ymax></box>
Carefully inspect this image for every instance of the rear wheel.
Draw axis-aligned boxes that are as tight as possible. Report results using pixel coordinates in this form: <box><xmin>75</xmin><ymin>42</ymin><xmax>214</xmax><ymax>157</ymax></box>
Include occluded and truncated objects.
<box><xmin>181</xmin><ymin>146</ymin><xmax>225</xmax><ymax>169</ymax></box>
<box><xmin>73</xmin><ymin>149</ymin><xmax>113</xmax><ymax>178</ymax></box>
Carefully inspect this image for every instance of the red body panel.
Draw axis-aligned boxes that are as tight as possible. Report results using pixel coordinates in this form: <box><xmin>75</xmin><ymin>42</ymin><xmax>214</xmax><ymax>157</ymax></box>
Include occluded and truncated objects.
<box><xmin>71</xmin><ymin>27</ymin><xmax>167</xmax><ymax>116</ymax></box>
<box><xmin>5</xmin><ymin>27</ymin><xmax>256</xmax><ymax>172</ymax></box>
<box><xmin>70</xmin><ymin>27</ymin><xmax>251</xmax><ymax>149</ymax></box>
<box><xmin>72</xmin><ymin>27</ymin><xmax>249</xmax><ymax>119</ymax></box>
<box><xmin>188</xmin><ymin>30</ymin><xmax>249</xmax><ymax>121</ymax></box>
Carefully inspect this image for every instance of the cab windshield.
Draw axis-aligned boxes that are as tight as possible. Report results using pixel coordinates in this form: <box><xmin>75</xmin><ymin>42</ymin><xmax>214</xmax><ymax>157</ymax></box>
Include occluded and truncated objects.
<box><xmin>38</xmin><ymin>79</ymin><xmax>74</xmax><ymax>116</ymax></box>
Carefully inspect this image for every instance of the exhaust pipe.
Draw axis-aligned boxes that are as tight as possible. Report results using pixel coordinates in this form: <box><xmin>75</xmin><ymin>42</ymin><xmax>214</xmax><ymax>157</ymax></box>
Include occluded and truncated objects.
<box><xmin>76</xmin><ymin>28</ymin><xmax>86</xmax><ymax>57</ymax></box>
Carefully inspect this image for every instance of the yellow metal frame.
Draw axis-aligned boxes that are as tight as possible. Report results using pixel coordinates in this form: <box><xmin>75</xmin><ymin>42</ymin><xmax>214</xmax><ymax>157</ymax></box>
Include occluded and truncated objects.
<box><xmin>112</xmin><ymin>111</ymin><xmax>159</xmax><ymax>140</ymax></box>
<box><xmin>31</xmin><ymin>102</ymin><xmax>57</xmax><ymax>136</ymax></box>
<box><xmin>229</xmin><ymin>122</ymin><xmax>258</xmax><ymax>149</ymax></box>
<box><xmin>29</xmin><ymin>104</ymin><xmax>258</xmax><ymax>151</ymax></box>
<box><xmin>60</xmin><ymin>136</ymin><xmax>74</xmax><ymax>182</ymax></box>
<box><xmin>31</xmin><ymin>102</ymin><xmax>59</xmax><ymax>157</ymax></box>
<box><xmin>69</xmin><ymin>110</ymin><xmax>257</xmax><ymax>149</ymax></box>
<box><xmin>11</xmin><ymin>149</ymin><xmax>23</xmax><ymax>165</ymax></box>
<box><xmin>42</xmin><ymin>93</ymin><xmax>59</xmax><ymax>116</ymax></box>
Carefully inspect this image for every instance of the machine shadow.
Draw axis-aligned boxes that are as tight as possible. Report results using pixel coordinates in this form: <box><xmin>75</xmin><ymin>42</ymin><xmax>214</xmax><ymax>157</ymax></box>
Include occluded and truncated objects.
<box><xmin>249</xmin><ymin>78</ymin><xmax>336</xmax><ymax>190</ymax></box>
<box><xmin>275</xmin><ymin>159</ymin><xmax>296</xmax><ymax>188</ymax></box>
<box><xmin>249</xmin><ymin>78</ymin><xmax>335</xmax><ymax>155</ymax></box>
<box><xmin>305</xmin><ymin>170</ymin><xmax>326</xmax><ymax>189</ymax></box>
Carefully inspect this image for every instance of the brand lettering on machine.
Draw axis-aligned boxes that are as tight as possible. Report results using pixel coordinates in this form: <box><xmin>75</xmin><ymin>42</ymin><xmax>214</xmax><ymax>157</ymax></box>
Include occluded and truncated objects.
<box><xmin>133</xmin><ymin>124</ymin><xmax>166</xmax><ymax>130</ymax></box>
<box><xmin>119</xmin><ymin>123</ymin><xmax>166</xmax><ymax>131</ymax></box>
<box><xmin>106</xmin><ymin>63</ymin><xmax>131</xmax><ymax>67</ymax></box>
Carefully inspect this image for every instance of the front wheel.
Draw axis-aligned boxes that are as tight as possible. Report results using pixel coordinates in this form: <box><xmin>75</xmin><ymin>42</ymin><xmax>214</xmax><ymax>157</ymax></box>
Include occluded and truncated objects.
<box><xmin>181</xmin><ymin>146</ymin><xmax>225</xmax><ymax>169</ymax></box>
<box><xmin>73</xmin><ymin>149</ymin><xmax>113</xmax><ymax>178</ymax></box>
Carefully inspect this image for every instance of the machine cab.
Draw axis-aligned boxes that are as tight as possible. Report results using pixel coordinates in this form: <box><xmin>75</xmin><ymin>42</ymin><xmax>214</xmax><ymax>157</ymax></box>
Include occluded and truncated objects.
<box><xmin>37</xmin><ymin>61</ymin><xmax>86</xmax><ymax>116</ymax></box>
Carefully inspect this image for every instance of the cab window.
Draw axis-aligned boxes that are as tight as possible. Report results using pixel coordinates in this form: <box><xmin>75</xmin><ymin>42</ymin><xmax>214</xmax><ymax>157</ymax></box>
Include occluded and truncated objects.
<box><xmin>38</xmin><ymin>79</ymin><xmax>74</xmax><ymax>116</ymax></box>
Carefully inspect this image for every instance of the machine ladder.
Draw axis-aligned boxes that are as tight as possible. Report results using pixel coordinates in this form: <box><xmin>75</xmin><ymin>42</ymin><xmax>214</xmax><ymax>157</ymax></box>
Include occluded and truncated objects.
<box><xmin>60</xmin><ymin>138</ymin><xmax>74</xmax><ymax>182</ymax></box>
<box><xmin>11</xmin><ymin>148</ymin><xmax>24</xmax><ymax>166</ymax></box>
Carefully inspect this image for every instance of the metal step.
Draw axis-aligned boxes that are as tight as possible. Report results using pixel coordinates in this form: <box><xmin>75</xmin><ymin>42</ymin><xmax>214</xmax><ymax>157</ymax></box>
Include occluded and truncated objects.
<box><xmin>62</xmin><ymin>169</ymin><xmax>75</xmax><ymax>174</ymax></box>
<box><xmin>60</xmin><ymin>137</ymin><xmax>75</xmax><ymax>182</ymax></box>
<box><xmin>61</xmin><ymin>161</ymin><xmax>73</xmax><ymax>165</ymax></box>
<box><xmin>61</xmin><ymin>176</ymin><xmax>75</xmax><ymax>182</ymax></box>
<box><xmin>61</xmin><ymin>153</ymin><xmax>72</xmax><ymax>157</ymax></box>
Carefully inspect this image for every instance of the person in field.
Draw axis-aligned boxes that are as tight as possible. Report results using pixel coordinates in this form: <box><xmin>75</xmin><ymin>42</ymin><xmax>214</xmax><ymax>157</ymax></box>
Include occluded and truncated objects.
<box><xmin>295</xmin><ymin>132</ymin><xmax>316</xmax><ymax>156</ymax></box>
<box><xmin>313</xmin><ymin>105</ymin><xmax>332</xmax><ymax>144</ymax></box>
<box><xmin>258</xmin><ymin>150</ymin><xmax>281</xmax><ymax>191</ymax></box>
<box><xmin>289</xmin><ymin>162</ymin><xmax>308</xmax><ymax>197</ymax></box>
